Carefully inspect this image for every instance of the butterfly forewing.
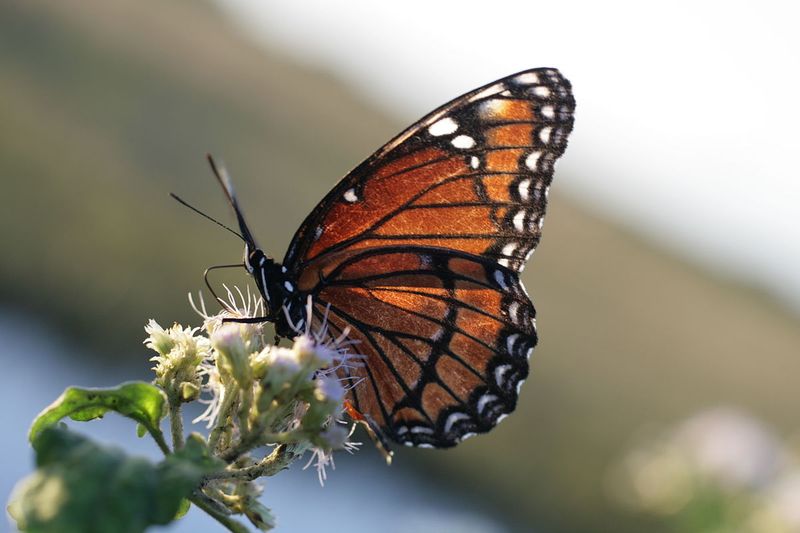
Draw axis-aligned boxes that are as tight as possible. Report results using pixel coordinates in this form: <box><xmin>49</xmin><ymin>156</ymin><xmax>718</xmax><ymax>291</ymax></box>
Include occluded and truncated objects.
<box><xmin>280</xmin><ymin>68</ymin><xmax>574</xmax><ymax>447</ymax></box>
<box><xmin>284</xmin><ymin>68</ymin><xmax>574</xmax><ymax>276</ymax></box>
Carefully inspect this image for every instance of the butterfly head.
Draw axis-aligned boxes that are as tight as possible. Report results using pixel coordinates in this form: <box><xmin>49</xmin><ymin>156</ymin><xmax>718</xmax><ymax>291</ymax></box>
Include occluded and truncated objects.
<box><xmin>243</xmin><ymin>245</ymin><xmax>301</xmax><ymax>328</ymax></box>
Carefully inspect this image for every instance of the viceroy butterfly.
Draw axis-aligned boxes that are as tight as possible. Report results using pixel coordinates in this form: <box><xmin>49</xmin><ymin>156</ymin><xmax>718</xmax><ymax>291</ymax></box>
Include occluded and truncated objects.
<box><xmin>201</xmin><ymin>68</ymin><xmax>574</xmax><ymax>449</ymax></box>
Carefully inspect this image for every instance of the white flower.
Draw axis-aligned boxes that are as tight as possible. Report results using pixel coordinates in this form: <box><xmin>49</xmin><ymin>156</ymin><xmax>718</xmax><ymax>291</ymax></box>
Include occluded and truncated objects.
<box><xmin>144</xmin><ymin>320</ymin><xmax>209</xmax><ymax>388</ymax></box>
<box><xmin>258</xmin><ymin>346</ymin><xmax>303</xmax><ymax>388</ymax></box>
<box><xmin>314</xmin><ymin>376</ymin><xmax>345</xmax><ymax>405</ymax></box>
<box><xmin>212</xmin><ymin>324</ymin><xmax>253</xmax><ymax>385</ymax></box>
<box><xmin>143</xmin><ymin>320</ymin><xmax>175</xmax><ymax>356</ymax></box>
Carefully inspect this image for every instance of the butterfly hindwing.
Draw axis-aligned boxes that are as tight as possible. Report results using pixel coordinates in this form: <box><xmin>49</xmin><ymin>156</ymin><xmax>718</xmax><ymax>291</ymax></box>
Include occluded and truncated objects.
<box><xmin>307</xmin><ymin>247</ymin><xmax>534</xmax><ymax>447</ymax></box>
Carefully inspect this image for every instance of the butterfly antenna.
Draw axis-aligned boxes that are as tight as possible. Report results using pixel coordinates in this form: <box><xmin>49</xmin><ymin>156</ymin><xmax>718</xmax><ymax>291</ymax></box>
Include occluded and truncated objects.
<box><xmin>206</xmin><ymin>154</ymin><xmax>259</xmax><ymax>249</ymax></box>
<box><xmin>170</xmin><ymin>192</ymin><xmax>245</xmax><ymax>242</ymax></box>
<box><xmin>203</xmin><ymin>263</ymin><xmax>244</xmax><ymax>311</ymax></box>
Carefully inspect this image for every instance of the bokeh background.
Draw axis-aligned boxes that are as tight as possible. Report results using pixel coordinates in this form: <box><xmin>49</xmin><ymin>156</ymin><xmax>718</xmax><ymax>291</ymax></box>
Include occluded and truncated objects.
<box><xmin>2</xmin><ymin>1</ymin><xmax>799</xmax><ymax>532</ymax></box>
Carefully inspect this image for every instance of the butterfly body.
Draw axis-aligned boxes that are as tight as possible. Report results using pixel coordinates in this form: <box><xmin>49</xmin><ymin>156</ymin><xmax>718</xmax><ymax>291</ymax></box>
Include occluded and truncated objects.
<box><xmin>217</xmin><ymin>68</ymin><xmax>575</xmax><ymax>448</ymax></box>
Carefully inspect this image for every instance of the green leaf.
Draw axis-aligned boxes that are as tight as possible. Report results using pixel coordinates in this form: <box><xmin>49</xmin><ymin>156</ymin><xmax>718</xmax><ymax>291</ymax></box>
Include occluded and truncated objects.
<box><xmin>29</xmin><ymin>382</ymin><xmax>166</xmax><ymax>445</ymax></box>
<box><xmin>173</xmin><ymin>499</ymin><xmax>191</xmax><ymax>520</ymax></box>
<box><xmin>8</xmin><ymin>426</ymin><xmax>213</xmax><ymax>533</ymax></box>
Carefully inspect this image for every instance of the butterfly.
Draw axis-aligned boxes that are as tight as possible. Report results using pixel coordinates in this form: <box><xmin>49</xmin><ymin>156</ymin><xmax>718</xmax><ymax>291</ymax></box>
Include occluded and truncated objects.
<box><xmin>203</xmin><ymin>68</ymin><xmax>574</xmax><ymax>449</ymax></box>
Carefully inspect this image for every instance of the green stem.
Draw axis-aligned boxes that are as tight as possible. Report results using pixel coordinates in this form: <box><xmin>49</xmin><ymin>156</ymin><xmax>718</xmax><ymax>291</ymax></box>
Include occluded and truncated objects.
<box><xmin>206</xmin><ymin>444</ymin><xmax>304</xmax><ymax>481</ymax></box>
<box><xmin>189</xmin><ymin>492</ymin><xmax>249</xmax><ymax>533</ymax></box>
<box><xmin>220</xmin><ymin>429</ymin><xmax>301</xmax><ymax>463</ymax></box>
<box><xmin>237</xmin><ymin>385</ymin><xmax>253</xmax><ymax>436</ymax></box>
<box><xmin>148</xmin><ymin>426</ymin><xmax>171</xmax><ymax>455</ymax></box>
<box><xmin>208</xmin><ymin>384</ymin><xmax>239</xmax><ymax>453</ymax></box>
<box><xmin>168</xmin><ymin>395</ymin><xmax>185</xmax><ymax>450</ymax></box>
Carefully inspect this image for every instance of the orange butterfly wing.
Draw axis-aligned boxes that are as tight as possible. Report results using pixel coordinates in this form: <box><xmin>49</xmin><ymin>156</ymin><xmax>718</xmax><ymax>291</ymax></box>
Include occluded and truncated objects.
<box><xmin>283</xmin><ymin>68</ymin><xmax>575</xmax><ymax>447</ymax></box>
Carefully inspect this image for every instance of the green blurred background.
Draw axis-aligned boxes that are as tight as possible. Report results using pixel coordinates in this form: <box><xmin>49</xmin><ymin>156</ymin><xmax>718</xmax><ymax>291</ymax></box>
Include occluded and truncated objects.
<box><xmin>2</xmin><ymin>1</ymin><xmax>799</xmax><ymax>532</ymax></box>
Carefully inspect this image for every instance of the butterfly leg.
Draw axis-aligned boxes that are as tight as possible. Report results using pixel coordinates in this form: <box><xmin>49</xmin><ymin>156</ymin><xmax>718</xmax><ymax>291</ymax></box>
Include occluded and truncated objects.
<box><xmin>343</xmin><ymin>399</ymin><xmax>394</xmax><ymax>464</ymax></box>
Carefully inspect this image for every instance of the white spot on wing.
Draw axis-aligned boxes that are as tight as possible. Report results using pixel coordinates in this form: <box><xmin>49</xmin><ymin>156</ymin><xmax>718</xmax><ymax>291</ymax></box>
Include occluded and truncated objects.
<box><xmin>518</xmin><ymin>179</ymin><xmax>531</xmax><ymax>201</ymax></box>
<box><xmin>444</xmin><ymin>412</ymin><xmax>470</xmax><ymax>433</ymax></box>
<box><xmin>533</xmin><ymin>86</ymin><xmax>551</xmax><ymax>97</ymax></box>
<box><xmin>502</xmin><ymin>241</ymin><xmax>518</xmax><ymax>259</ymax></box>
<box><xmin>539</xmin><ymin>126</ymin><xmax>552</xmax><ymax>144</ymax></box>
<box><xmin>541</xmin><ymin>105</ymin><xmax>555</xmax><ymax>119</ymax></box>
<box><xmin>477</xmin><ymin>394</ymin><xmax>498</xmax><ymax>414</ymax></box>
<box><xmin>418</xmin><ymin>443</ymin><xmax>435</xmax><ymax>449</ymax></box>
<box><xmin>506</xmin><ymin>333</ymin><xmax>519</xmax><ymax>354</ymax></box>
<box><xmin>470</xmin><ymin>156</ymin><xmax>480</xmax><ymax>169</ymax></box>
<box><xmin>428</xmin><ymin>117</ymin><xmax>458</xmax><ymax>136</ymax></box>
<box><xmin>451</xmin><ymin>135</ymin><xmax>475</xmax><ymax>149</ymax></box>
<box><xmin>515</xmin><ymin>72</ymin><xmax>540</xmax><ymax>84</ymax></box>
<box><xmin>343</xmin><ymin>188</ymin><xmax>358</xmax><ymax>202</ymax></box>
<box><xmin>411</xmin><ymin>426</ymin><xmax>434</xmax><ymax>435</ymax></box>
<box><xmin>497</xmin><ymin>413</ymin><xmax>509</xmax><ymax>424</ymax></box>
<box><xmin>525</xmin><ymin>151</ymin><xmax>541</xmax><ymax>170</ymax></box>
<box><xmin>516</xmin><ymin>379</ymin><xmax>526</xmax><ymax>395</ymax></box>
<box><xmin>513</xmin><ymin>210</ymin><xmax>526</xmax><ymax>232</ymax></box>
<box><xmin>283</xmin><ymin>281</ymin><xmax>294</xmax><ymax>292</ymax></box>
<box><xmin>494</xmin><ymin>364</ymin><xmax>512</xmax><ymax>386</ymax></box>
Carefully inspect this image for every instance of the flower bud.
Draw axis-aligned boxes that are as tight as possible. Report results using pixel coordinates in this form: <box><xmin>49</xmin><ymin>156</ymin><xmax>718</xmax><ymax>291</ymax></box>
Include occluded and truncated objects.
<box><xmin>213</xmin><ymin>324</ymin><xmax>252</xmax><ymax>387</ymax></box>
<box><xmin>180</xmin><ymin>382</ymin><xmax>200</xmax><ymax>402</ymax></box>
<box><xmin>293</xmin><ymin>334</ymin><xmax>336</xmax><ymax>369</ymax></box>
<box><xmin>303</xmin><ymin>377</ymin><xmax>346</xmax><ymax>431</ymax></box>
<box><xmin>264</xmin><ymin>347</ymin><xmax>302</xmax><ymax>387</ymax></box>
<box><xmin>313</xmin><ymin>376</ymin><xmax>345</xmax><ymax>406</ymax></box>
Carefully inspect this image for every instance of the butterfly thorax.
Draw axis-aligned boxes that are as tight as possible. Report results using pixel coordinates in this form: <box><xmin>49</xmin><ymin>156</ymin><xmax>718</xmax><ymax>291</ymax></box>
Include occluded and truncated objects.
<box><xmin>244</xmin><ymin>248</ymin><xmax>304</xmax><ymax>337</ymax></box>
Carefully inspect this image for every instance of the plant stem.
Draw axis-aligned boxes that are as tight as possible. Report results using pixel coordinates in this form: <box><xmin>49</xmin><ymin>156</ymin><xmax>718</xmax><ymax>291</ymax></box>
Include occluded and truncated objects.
<box><xmin>189</xmin><ymin>492</ymin><xmax>249</xmax><ymax>533</ymax></box>
<box><xmin>220</xmin><ymin>429</ymin><xmax>299</xmax><ymax>463</ymax></box>
<box><xmin>169</xmin><ymin>395</ymin><xmax>184</xmax><ymax>450</ymax></box>
<box><xmin>209</xmin><ymin>385</ymin><xmax>239</xmax><ymax>453</ymax></box>
<box><xmin>149</xmin><ymin>427</ymin><xmax>171</xmax><ymax>455</ymax></box>
<box><xmin>205</xmin><ymin>444</ymin><xmax>303</xmax><ymax>481</ymax></box>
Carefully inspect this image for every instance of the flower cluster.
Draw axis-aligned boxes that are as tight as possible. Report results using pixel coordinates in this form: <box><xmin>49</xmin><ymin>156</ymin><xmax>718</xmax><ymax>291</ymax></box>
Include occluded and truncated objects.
<box><xmin>611</xmin><ymin>407</ymin><xmax>800</xmax><ymax>532</ymax></box>
<box><xmin>143</xmin><ymin>289</ymin><xmax>363</xmax><ymax>530</ymax></box>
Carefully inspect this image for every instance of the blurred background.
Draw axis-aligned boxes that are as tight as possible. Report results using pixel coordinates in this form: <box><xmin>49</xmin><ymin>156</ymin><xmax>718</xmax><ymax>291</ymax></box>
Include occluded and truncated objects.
<box><xmin>2</xmin><ymin>1</ymin><xmax>799</xmax><ymax>531</ymax></box>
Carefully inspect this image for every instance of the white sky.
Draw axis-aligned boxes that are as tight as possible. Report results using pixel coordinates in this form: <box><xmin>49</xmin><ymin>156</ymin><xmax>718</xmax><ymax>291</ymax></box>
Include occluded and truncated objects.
<box><xmin>216</xmin><ymin>0</ymin><xmax>800</xmax><ymax>312</ymax></box>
